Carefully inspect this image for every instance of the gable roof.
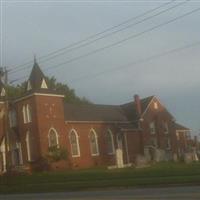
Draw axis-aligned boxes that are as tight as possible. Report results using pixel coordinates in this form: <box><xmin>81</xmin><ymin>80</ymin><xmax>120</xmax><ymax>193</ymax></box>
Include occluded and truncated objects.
<box><xmin>175</xmin><ymin>123</ymin><xmax>190</xmax><ymax>131</ymax></box>
<box><xmin>64</xmin><ymin>103</ymin><xmax>128</xmax><ymax>122</ymax></box>
<box><xmin>120</xmin><ymin>96</ymin><xmax>154</xmax><ymax>121</ymax></box>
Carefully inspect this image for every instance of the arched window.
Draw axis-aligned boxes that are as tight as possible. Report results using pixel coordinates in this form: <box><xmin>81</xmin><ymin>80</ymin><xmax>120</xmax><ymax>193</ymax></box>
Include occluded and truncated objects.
<box><xmin>26</xmin><ymin>104</ymin><xmax>32</xmax><ymax>123</ymax></box>
<box><xmin>69</xmin><ymin>129</ymin><xmax>80</xmax><ymax>157</ymax></box>
<box><xmin>89</xmin><ymin>129</ymin><xmax>99</xmax><ymax>156</ymax></box>
<box><xmin>26</xmin><ymin>131</ymin><xmax>33</xmax><ymax>161</ymax></box>
<box><xmin>27</xmin><ymin>80</ymin><xmax>32</xmax><ymax>91</ymax></box>
<box><xmin>106</xmin><ymin>129</ymin><xmax>115</xmax><ymax>155</ymax></box>
<box><xmin>22</xmin><ymin>105</ymin><xmax>27</xmax><ymax>124</ymax></box>
<box><xmin>48</xmin><ymin>128</ymin><xmax>59</xmax><ymax>148</ymax></box>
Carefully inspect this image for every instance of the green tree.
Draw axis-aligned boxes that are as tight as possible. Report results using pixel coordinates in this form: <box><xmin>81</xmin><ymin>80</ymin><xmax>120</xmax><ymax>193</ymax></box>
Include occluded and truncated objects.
<box><xmin>7</xmin><ymin>76</ymin><xmax>91</xmax><ymax>104</ymax></box>
<box><xmin>46</xmin><ymin>76</ymin><xmax>91</xmax><ymax>104</ymax></box>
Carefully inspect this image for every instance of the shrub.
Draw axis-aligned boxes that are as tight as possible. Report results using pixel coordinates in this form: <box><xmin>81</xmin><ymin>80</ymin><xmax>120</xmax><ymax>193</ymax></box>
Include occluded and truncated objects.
<box><xmin>47</xmin><ymin>146</ymin><xmax>67</xmax><ymax>163</ymax></box>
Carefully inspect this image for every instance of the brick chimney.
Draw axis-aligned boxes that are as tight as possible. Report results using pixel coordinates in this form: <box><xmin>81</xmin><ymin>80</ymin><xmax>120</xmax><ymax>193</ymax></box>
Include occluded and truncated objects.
<box><xmin>134</xmin><ymin>94</ymin><xmax>142</xmax><ymax>117</ymax></box>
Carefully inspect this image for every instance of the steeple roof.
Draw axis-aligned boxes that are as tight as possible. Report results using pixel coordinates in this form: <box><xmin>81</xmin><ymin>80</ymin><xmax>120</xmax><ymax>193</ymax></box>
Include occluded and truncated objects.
<box><xmin>26</xmin><ymin>59</ymin><xmax>49</xmax><ymax>92</ymax></box>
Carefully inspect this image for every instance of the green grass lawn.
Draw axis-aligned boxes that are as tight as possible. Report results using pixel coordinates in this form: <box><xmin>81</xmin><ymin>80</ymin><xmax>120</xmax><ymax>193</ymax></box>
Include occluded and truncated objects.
<box><xmin>1</xmin><ymin>162</ymin><xmax>200</xmax><ymax>194</ymax></box>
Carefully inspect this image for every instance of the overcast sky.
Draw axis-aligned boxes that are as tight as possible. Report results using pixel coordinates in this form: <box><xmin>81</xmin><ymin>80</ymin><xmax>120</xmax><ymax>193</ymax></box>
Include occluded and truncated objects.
<box><xmin>1</xmin><ymin>0</ymin><xmax>200</xmax><ymax>135</ymax></box>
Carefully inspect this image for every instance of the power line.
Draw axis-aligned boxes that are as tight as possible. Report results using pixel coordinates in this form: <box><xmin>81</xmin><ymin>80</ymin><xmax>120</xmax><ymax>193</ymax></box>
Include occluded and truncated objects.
<box><xmin>68</xmin><ymin>41</ymin><xmax>200</xmax><ymax>85</ymax></box>
<box><xmin>9</xmin><ymin>0</ymin><xmax>176</xmax><ymax>74</ymax></box>
<box><xmin>43</xmin><ymin>7</ymin><xmax>200</xmax><ymax>72</ymax></box>
<box><xmin>11</xmin><ymin>40</ymin><xmax>200</xmax><ymax>86</ymax></box>
<box><xmin>10</xmin><ymin>6</ymin><xmax>200</xmax><ymax>84</ymax></box>
<box><xmin>28</xmin><ymin>0</ymin><xmax>188</xmax><ymax>68</ymax></box>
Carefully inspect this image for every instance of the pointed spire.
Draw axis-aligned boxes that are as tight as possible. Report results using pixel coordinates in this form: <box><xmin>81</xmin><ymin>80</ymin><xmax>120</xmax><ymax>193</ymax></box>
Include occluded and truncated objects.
<box><xmin>26</xmin><ymin>58</ymin><xmax>48</xmax><ymax>92</ymax></box>
<box><xmin>34</xmin><ymin>54</ymin><xmax>37</xmax><ymax>65</ymax></box>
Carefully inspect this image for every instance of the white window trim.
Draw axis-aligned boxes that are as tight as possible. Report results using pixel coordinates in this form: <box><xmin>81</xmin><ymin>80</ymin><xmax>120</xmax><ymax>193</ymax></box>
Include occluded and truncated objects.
<box><xmin>89</xmin><ymin>129</ymin><xmax>99</xmax><ymax>156</ymax></box>
<box><xmin>107</xmin><ymin>129</ymin><xmax>115</xmax><ymax>155</ymax></box>
<box><xmin>48</xmin><ymin>128</ymin><xmax>60</xmax><ymax>148</ymax></box>
<box><xmin>0</xmin><ymin>138</ymin><xmax>6</xmax><ymax>172</ymax></box>
<box><xmin>22</xmin><ymin>105</ymin><xmax>27</xmax><ymax>124</ymax></box>
<box><xmin>69</xmin><ymin>129</ymin><xmax>80</xmax><ymax>158</ymax></box>
<box><xmin>27</xmin><ymin>80</ymin><xmax>32</xmax><ymax>91</ymax></box>
<box><xmin>26</xmin><ymin>131</ymin><xmax>32</xmax><ymax>162</ymax></box>
<box><xmin>26</xmin><ymin>104</ymin><xmax>32</xmax><ymax>123</ymax></box>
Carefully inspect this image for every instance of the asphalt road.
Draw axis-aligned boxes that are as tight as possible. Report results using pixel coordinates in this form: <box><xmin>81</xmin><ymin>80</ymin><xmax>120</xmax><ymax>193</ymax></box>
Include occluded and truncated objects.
<box><xmin>0</xmin><ymin>186</ymin><xmax>200</xmax><ymax>200</ymax></box>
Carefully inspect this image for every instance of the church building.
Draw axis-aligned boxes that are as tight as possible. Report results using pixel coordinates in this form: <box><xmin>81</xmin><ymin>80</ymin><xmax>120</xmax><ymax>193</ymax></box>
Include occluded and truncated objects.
<box><xmin>0</xmin><ymin>61</ymin><xmax>187</xmax><ymax>172</ymax></box>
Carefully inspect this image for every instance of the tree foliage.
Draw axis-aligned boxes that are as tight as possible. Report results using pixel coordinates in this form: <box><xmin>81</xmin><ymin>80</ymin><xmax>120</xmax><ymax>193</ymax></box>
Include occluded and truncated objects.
<box><xmin>7</xmin><ymin>76</ymin><xmax>91</xmax><ymax>104</ymax></box>
<box><xmin>46</xmin><ymin>76</ymin><xmax>91</xmax><ymax>104</ymax></box>
<box><xmin>47</xmin><ymin>146</ymin><xmax>67</xmax><ymax>163</ymax></box>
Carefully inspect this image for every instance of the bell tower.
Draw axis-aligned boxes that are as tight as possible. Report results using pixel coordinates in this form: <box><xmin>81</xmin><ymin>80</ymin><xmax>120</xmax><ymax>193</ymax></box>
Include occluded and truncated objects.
<box><xmin>19</xmin><ymin>58</ymin><xmax>65</xmax><ymax>164</ymax></box>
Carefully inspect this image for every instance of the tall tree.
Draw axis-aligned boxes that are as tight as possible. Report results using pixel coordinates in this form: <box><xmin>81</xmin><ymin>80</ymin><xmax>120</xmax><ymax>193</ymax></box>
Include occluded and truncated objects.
<box><xmin>7</xmin><ymin>76</ymin><xmax>91</xmax><ymax>104</ymax></box>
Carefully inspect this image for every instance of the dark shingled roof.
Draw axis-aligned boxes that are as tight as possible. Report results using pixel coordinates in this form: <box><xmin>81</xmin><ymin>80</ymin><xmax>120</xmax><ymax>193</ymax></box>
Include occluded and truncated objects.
<box><xmin>116</xmin><ymin>123</ymin><xmax>139</xmax><ymax>130</ymax></box>
<box><xmin>22</xmin><ymin>60</ymin><xmax>64</xmax><ymax>97</ymax></box>
<box><xmin>175</xmin><ymin>123</ymin><xmax>190</xmax><ymax>131</ymax></box>
<box><xmin>120</xmin><ymin>96</ymin><xmax>154</xmax><ymax>121</ymax></box>
<box><xmin>64</xmin><ymin>103</ymin><xmax>128</xmax><ymax>122</ymax></box>
<box><xmin>27</xmin><ymin>61</ymin><xmax>48</xmax><ymax>92</ymax></box>
<box><xmin>64</xmin><ymin>96</ymin><xmax>154</xmax><ymax>123</ymax></box>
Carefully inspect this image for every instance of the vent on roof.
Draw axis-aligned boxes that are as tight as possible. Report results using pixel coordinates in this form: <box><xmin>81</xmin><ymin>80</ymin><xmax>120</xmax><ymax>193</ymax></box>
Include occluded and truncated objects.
<box><xmin>27</xmin><ymin>80</ymin><xmax>32</xmax><ymax>91</ymax></box>
<box><xmin>0</xmin><ymin>88</ymin><xmax>5</xmax><ymax>96</ymax></box>
<box><xmin>41</xmin><ymin>78</ymin><xmax>48</xmax><ymax>89</ymax></box>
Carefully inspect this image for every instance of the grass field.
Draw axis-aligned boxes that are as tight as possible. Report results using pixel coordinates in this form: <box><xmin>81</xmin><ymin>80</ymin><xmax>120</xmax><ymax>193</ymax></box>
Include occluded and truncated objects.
<box><xmin>1</xmin><ymin>162</ymin><xmax>200</xmax><ymax>194</ymax></box>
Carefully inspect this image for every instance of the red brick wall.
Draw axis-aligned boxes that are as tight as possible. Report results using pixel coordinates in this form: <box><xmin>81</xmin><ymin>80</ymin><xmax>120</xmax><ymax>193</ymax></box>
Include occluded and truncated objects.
<box><xmin>34</xmin><ymin>95</ymin><xmax>66</xmax><ymax>158</ymax></box>
<box><xmin>0</xmin><ymin>103</ymin><xmax>5</xmax><ymax>141</ymax></box>
<box><xmin>139</xmin><ymin>98</ymin><xmax>177</xmax><ymax>154</ymax></box>
<box><xmin>11</xmin><ymin>94</ymin><xmax>177</xmax><ymax>171</ymax></box>
<box><xmin>126</xmin><ymin>131</ymin><xmax>143</xmax><ymax>163</ymax></box>
<box><xmin>64</xmin><ymin>123</ymin><xmax>143</xmax><ymax>169</ymax></box>
<box><xmin>65</xmin><ymin>122</ymin><xmax>119</xmax><ymax>169</ymax></box>
<box><xmin>15</xmin><ymin>96</ymin><xmax>41</xmax><ymax>164</ymax></box>
<box><xmin>14</xmin><ymin>94</ymin><xmax>130</xmax><ymax>170</ymax></box>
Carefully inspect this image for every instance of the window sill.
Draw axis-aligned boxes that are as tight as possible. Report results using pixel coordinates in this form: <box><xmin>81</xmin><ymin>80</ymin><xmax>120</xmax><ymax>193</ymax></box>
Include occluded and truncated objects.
<box><xmin>91</xmin><ymin>153</ymin><xmax>99</xmax><ymax>157</ymax></box>
<box><xmin>72</xmin><ymin>155</ymin><xmax>80</xmax><ymax>158</ymax></box>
